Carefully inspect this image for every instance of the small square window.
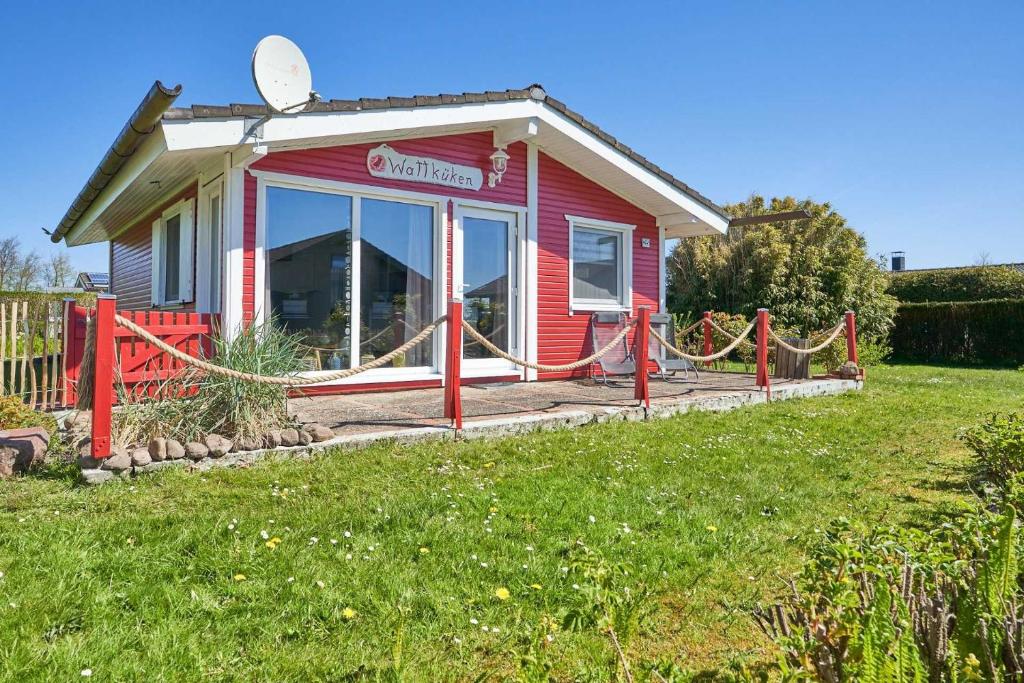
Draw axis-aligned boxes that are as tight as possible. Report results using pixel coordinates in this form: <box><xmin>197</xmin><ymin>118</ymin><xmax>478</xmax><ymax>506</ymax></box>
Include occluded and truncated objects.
<box><xmin>567</xmin><ymin>216</ymin><xmax>633</xmax><ymax>312</ymax></box>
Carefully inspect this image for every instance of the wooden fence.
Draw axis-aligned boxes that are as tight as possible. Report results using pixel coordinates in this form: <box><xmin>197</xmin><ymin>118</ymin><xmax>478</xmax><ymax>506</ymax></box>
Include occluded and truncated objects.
<box><xmin>0</xmin><ymin>300</ymin><xmax>66</xmax><ymax>410</ymax></box>
<box><xmin>63</xmin><ymin>300</ymin><xmax>218</xmax><ymax>406</ymax></box>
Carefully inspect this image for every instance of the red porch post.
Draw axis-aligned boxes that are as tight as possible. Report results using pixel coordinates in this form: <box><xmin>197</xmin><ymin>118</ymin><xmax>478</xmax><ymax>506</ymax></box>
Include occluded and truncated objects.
<box><xmin>634</xmin><ymin>307</ymin><xmax>651</xmax><ymax>410</ymax></box>
<box><xmin>91</xmin><ymin>295</ymin><xmax>116</xmax><ymax>458</ymax></box>
<box><xmin>702</xmin><ymin>311</ymin><xmax>713</xmax><ymax>368</ymax></box>
<box><xmin>62</xmin><ymin>298</ymin><xmax>85</xmax><ymax>407</ymax></box>
<box><xmin>845</xmin><ymin>310</ymin><xmax>858</xmax><ymax>365</ymax></box>
<box><xmin>755</xmin><ymin>308</ymin><xmax>770</xmax><ymax>395</ymax></box>
<box><xmin>443</xmin><ymin>299</ymin><xmax>463</xmax><ymax>429</ymax></box>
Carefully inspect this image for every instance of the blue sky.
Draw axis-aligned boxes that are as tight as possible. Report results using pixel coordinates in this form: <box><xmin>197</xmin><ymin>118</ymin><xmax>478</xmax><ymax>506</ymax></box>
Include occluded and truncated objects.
<box><xmin>1</xmin><ymin>0</ymin><xmax>1021</xmax><ymax>274</ymax></box>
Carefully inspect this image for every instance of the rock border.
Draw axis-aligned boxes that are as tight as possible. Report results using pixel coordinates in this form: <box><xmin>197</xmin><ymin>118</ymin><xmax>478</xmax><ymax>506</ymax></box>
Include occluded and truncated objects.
<box><xmin>77</xmin><ymin>378</ymin><xmax>863</xmax><ymax>485</ymax></box>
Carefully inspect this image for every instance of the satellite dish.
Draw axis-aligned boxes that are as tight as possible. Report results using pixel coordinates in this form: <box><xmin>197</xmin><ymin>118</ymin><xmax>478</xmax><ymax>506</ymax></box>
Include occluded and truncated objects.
<box><xmin>251</xmin><ymin>35</ymin><xmax>315</xmax><ymax>114</ymax></box>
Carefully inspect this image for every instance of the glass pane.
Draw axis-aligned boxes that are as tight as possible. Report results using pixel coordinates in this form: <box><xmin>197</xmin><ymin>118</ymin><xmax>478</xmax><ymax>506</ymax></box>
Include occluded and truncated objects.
<box><xmin>164</xmin><ymin>214</ymin><xmax>180</xmax><ymax>302</ymax></box>
<box><xmin>267</xmin><ymin>187</ymin><xmax>352</xmax><ymax>370</ymax></box>
<box><xmin>572</xmin><ymin>228</ymin><xmax>620</xmax><ymax>302</ymax></box>
<box><xmin>209</xmin><ymin>195</ymin><xmax>221</xmax><ymax>312</ymax></box>
<box><xmin>360</xmin><ymin>198</ymin><xmax>434</xmax><ymax>368</ymax></box>
<box><xmin>462</xmin><ymin>216</ymin><xmax>509</xmax><ymax>360</ymax></box>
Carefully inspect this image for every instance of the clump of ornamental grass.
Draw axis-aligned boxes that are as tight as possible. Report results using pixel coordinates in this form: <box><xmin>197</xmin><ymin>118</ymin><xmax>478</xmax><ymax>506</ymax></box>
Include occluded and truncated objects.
<box><xmin>186</xmin><ymin>318</ymin><xmax>306</xmax><ymax>442</ymax></box>
<box><xmin>111</xmin><ymin>319</ymin><xmax>306</xmax><ymax>445</ymax></box>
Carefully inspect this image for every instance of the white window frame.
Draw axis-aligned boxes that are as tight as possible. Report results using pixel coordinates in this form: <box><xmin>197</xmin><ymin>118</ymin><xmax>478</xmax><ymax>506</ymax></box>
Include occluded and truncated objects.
<box><xmin>254</xmin><ymin>171</ymin><xmax>448</xmax><ymax>385</ymax></box>
<box><xmin>566</xmin><ymin>214</ymin><xmax>633</xmax><ymax>313</ymax></box>
<box><xmin>196</xmin><ymin>180</ymin><xmax>223</xmax><ymax>313</ymax></box>
<box><xmin>151</xmin><ymin>198</ymin><xmax>195</xmax><ymax>307</ymax></box>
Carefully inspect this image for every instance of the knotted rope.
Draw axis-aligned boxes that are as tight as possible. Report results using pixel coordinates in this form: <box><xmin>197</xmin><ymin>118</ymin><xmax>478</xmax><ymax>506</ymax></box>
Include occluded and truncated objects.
<box><xmin>112</xmin><ymin>313</ymin><xmax>446</xmax><ymax>386</ymax></box>
<box><xmin>769</xmin><ymin>320</ymin><xmax>846</xmax><ymax>355</ymax></box>
<box><xmin>650</xmin><ymin>321</ymin><xmax>756</xmax><ymax>363</ymax></box>
<box><xmin>460</xmin><ymin>318</ymin><xmax>636</xmax><ymax>372</ymax></box>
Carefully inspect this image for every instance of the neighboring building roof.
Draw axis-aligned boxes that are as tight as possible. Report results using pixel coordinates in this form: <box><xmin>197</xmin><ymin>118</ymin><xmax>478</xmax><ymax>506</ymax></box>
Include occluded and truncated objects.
<box><xmin>75</xmin><ymin>272</ymin><xmax>110</xmax><ymax>291</ymax></box>
<box><xmin>892</xmin><ymin>262</ymin><xmax>1024</xmax><ymax>274</ymax></box>
<box><xmin>53</xmin><ymin>81</ymin><xmax>732</xmax><ymax>246</ymax></box>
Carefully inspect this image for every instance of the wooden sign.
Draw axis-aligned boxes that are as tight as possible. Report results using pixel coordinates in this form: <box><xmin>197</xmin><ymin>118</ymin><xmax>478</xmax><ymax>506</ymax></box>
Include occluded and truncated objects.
<box><xmin>366</xmin><ymin>144</ymin><xmax>483</xmax><ymax>191</ymax></box>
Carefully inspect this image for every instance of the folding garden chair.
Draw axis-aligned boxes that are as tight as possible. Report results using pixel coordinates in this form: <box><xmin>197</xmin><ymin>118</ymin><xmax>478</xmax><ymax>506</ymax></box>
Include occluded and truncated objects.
<box><xmin>589</xmin><ymin>312</ymin><xmax>635</xmax><ymax>385</ymax></box>
<box><xmin>648</xmin><ymin>313</ymin><xmax>699</xmax><ymax>382</ymax></box>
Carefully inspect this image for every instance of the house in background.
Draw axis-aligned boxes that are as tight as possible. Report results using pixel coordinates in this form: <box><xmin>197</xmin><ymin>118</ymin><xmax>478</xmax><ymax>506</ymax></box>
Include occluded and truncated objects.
<box><xmin>74</xmin><ymin>272</ymin><xmax>110</xmax><ymax>293</ymax></box>
<box><xmin>49</xmin><ymin>81</ymin><xmax>730</xmax><ymax>395</ymax></box>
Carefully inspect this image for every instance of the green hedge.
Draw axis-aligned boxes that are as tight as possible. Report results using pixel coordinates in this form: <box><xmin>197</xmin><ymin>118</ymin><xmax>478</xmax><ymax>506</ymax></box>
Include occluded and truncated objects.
<box><xmin>890</xmin><ymin>298</ymin><xmax>1024</xmax><ymax>365</ymax></box>
<box><xmin>887</xmin><ymin>265</ymin><xmax>1024</xmax><ymax>303</ymax></box>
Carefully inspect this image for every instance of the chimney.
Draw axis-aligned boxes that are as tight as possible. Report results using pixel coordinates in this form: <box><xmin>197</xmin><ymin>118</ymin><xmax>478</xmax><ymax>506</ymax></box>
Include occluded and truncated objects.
<box><xmin>891</xmin><ymin>251</ymin><xmax>906</xmax><ymax>272</ymax></box>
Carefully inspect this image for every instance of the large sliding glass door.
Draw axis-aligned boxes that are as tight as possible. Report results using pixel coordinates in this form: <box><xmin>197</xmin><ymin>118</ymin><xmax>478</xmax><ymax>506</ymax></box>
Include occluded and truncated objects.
<box><xmin>265</xmin><ymin>184</ymin><xmax>438</xmax><ymax>376</ymax></box>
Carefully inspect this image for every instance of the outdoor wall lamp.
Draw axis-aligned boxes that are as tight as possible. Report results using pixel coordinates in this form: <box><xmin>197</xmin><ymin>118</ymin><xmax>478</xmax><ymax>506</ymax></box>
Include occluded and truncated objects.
<box><xmin>488</xmin><ymin>148</ymin><xmax>510</xmax><ymax>188</ymax></box>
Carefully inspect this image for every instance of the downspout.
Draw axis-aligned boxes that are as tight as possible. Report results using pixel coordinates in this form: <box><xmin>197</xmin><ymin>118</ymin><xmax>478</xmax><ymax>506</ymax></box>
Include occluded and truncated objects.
<box><xmin>51</xmin><ymin>80</ymin><xmax>182</xmax><ymax>243</ymax></box>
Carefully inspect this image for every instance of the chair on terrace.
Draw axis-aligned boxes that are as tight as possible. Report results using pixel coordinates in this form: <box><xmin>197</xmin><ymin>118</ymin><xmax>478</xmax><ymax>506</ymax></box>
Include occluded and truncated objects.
<box><xmin>589</xmin><ymin>312</ymin><xmax>635</xmax><ymax>385</ymax></box>
<box><xmin>647</xmin><ymin>313</ymin><xmax>699</xmax><ymax>382</ymax></box>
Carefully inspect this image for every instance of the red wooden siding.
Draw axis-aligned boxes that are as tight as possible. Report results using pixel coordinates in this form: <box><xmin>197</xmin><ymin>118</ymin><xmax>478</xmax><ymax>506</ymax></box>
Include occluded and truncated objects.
<box><xmin>109</xmin><ymin>183</ymin><xmax>199</xmax><ymax>311</ymax></box>
<box><xmin>242</xmin><ymin>173</ymin><xmax>257</xmax><ymax>324</ymax></box>
<box><xmin>535</xmin><ymin>151</ymin><xmax>659</xmax><ymax>379</ymax></box>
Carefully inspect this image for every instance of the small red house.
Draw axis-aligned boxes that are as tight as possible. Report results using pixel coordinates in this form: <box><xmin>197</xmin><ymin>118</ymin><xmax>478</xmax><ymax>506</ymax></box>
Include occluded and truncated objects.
<box><xmin>52</xmin><ymin>81</ymin><xmax>729</xmax><ymax>393</ymax></box>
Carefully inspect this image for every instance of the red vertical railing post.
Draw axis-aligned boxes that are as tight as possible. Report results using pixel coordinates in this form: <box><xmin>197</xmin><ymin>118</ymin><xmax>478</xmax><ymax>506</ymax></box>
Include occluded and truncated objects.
<box><xmin>845</xmin><ymin>310</ymin><xmax>858</xmax><ymax>365</ymax></box>
<box><xmin>62</xmin><ymin>298</ymin><xmax>83</xmax><ymax>407</ymax></box>
<box><xmin>755</xmin><ymin>308</ymin><xmax>770</xmax><ymax>392</ymax></box>
<box><xmin>91</xmin><ymin>295</ymin><xmax>116</xmax><ymax>458</ymax></box>
<box><xmin>443</xmin><ymin>299</ymin><xmax>463</xmax><ymax>429</ymax></box>
<box><xmin>702</xmin><ymin>311</ymin><xmax>713</xmax><ymax>368</ymax></box>
<box><xmin>634</xmin><ymin>307</ymin><xmax>651</xmax><ymax>410</ymax></box>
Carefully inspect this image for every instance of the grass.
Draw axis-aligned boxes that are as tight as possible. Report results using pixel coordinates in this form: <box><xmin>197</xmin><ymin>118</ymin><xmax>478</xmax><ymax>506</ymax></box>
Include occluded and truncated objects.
<box><xmin>1</xmin><ymin>364</ymin><xmax>1022</xmax><ymax>681</ymax></box>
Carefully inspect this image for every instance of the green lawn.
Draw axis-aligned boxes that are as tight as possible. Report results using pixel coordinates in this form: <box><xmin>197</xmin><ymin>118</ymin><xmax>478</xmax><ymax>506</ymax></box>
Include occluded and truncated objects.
<box><xmin>1</xmin><ymin>365</ymin><xmax>1021</xmax><ymax>681</ymax></box>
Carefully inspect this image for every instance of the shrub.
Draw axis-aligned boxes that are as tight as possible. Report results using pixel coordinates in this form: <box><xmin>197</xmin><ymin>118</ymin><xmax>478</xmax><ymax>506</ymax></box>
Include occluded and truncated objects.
<box><xmin>960</xmin><ymin>412</ymin><xmax>1024</xmax><ymax>487</ymax></box>
<box><xmin>888</xmin><ymin>265</ymin><xmax>1024</xmax><ymax>303</ymax></box>
<box><xmin>890</xmin><ymin>298</ymin><xmax>1024</xmax><ymax>365</ymax></box>
<box><xmin>755</xmin><ymin>507</ymin><xmax>1024</xmax><ymax>682</ymax></box>
<box><xmin>0</xmin><ymin>394</ymin><xmax>56</xmax><ymax>433</ymax></box>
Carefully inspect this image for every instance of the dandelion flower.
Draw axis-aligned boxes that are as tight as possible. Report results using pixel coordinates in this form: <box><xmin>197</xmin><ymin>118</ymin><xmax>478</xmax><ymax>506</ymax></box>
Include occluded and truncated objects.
<box><xmin>530</xmin><ymin>583</ymin><xmax>542</xmax><ymax>590</ymax></box>
<box><xmin>495</xmin><ymin>587</ymin><xmax>511</xmax><ymax>601</ymax></box>
<box><xmin>706</xmin><ymin>525</ymin><xmax>718</xmax><ymax>533</ymax></box>
<box><xmin>489</xmin><ymin>506</ymin><xmax>498</xmax><ymax>513</ymax></box>
<box><xmin>419</xmin><ymin>546</ymin><xmax>430</xmax><ymax>554</ymax></box>
<box><xmin>233</xmin><ymin>574</ymin><xmax>246</xmax><ymax>582</ymax></box>
<box><xmin>342</xmin><ymin>607</ymin><xmax>356</xmax><ymax>620</ymax></box>
<box><xmin>483</xmin><ymin>462</ymin><xmax>495</xmax><ymax>469</ymax></box>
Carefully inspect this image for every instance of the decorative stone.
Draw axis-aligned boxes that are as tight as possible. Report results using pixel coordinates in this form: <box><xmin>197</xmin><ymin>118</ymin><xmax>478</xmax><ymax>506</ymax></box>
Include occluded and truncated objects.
<box><xmin>265</xmin><ymin>430</ymin><xmax>282</xmax><ymax>448</ymax></box>
<box><xmin>184</xmin><ymin>441</ymin><xmax>209</xmax><ymax>461</ymax></box>
<box><xmin>166</xmin><ymin>439</ymin><xmax>186</xmax><ymax>460</ymax></box>
<box><xmin>297</xmin><ymin>429</ymin><xmax>312</xmax><ymax>446</ymax></box>
<box><xmin>99</xmin><ymin>447</ymin><xmax>132</xmax><ymax>472</ymax></box>
<box><xmin>0</xmin><ymin>427</ymin><xmax>50</xmax><ymax>475</ymax></box>
<box><xmin>303</xmin><ymin>423</ymin><xmax>334</xmax><ymax>443</ymax></box>
<box><xmin>136</xmin><ymin>460</ymin><xmax>188</xmax><ymax>474</ymax></box>
<box><xmin>81</xmin><ymin>468</ymin><xmax>115</xmax><ymax>485</ymax></box>
<box><xmin>77</xmin><ymin>453</ymin><xmax>102</xmax><ymax>470</ymax></box>
<box><xmin>204</xmin><ymin>434</ymin><xmax>232</xmax><ymax>458</ymax></box>
<box><xmin>131</xmin><ymin>448</ymin><xmax>152</xmax><ymax>467</ymax></box>
<box><xmin>231</xmin><ymin>436</ymin><xmax>261</xmax><ymax>452</ymax></box>
<box><xmin>280</xmin><ymin>428</ymin><xmax>300</xmax><ymax>447</ymax></box>
<box><xmin>63</xmin><ymin>411</ymin><xmax>91</xmax><ymax>431</ymax></box>
<box><xmin>148</xmin><ymin>437</ymin><xmax>167</xmax><ymax>462</ymax></box>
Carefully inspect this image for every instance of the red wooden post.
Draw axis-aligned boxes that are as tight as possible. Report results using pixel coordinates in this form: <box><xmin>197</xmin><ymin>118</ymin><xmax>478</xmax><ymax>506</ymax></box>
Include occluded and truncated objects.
<box><xmin>91</xmin><ymin>295</ymin><xmax>116</xmax><ymax>458</ymax></box>
<box><xmin>443</xmin><ymin>299</ymin><xmax>463</xmax><ymax>429</ymax></box>
<box><xmin>845</xmin><ymin>310</ymin><xmax>858</xmax><ymax>365</ymax></box>
<box><xmin>634</xmin><ymin>307</ymin><xmax>651</xmax><ymax>410</ymax></box>
<box><xmin>755</xmin><ymin>308</ymin><xmax>770</xmax><ymax>395</ymax></box>
<box><xmin>62</xmin><ymin>298</ymin><xmax>84</xmax><ymax>407</ymax></box>
<box><xmin>702</xmin><ymin>311</ymin><xmax>713</xmax><ymax>368</ymax></box>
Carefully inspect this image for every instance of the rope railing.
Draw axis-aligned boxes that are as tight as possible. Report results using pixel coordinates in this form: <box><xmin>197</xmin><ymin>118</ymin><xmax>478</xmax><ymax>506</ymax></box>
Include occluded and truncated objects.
<box><xmin>651</xmin><ymin>322</ymin><xmax>757</xmax><ymax>363</ymax></box>
<box><xmin>768</xmin><ymin>320</ymin><xmax>846</xmax><ymax>355</ymax></box>
<box><xmin>112</xmin><ymin>313</ymin><xmax>447</xmax><ymax>387</ymax></box>
<box><xmin>460</xmin><ymin>318</ymin><xmax>636</xmax><ymax>372</ymax></box>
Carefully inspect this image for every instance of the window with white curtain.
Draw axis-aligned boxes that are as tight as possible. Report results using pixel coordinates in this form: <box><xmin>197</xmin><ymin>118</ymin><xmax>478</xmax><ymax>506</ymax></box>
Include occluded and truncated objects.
<box><xmin>265</xmin><ymin>185</ymin><xmax>436</xmax><ymax>372</ymax></box>
<box><xmin>151</xmin><ymin>199</ymin><xmax>194</xmax><ymax>306</ymax></box>
<box><xmin>567</xmin><ymin>215</ymin><xmax>633</xmax><ymax>311</ymax></box>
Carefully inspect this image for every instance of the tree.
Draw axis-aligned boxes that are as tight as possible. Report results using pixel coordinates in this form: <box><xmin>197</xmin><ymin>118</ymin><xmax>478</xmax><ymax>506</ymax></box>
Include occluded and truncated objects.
<box><xmin>0</xmin><ymin>237</ymin><xmax>20</xmax><ymax>290</ymax></box>
<box><xmin>13</xmin><ymin>251</ymin><xmax>42</xmax><ymax>291</ymax></box>
<box><xmin>45</xmin><ymin>252</ymin><xmax>74</xmax><ymax>288</ymax></box>
<box><xmin>667</xmin><ymin>195</ymin><xmax>897</xmax><ymax>339</ymax></box>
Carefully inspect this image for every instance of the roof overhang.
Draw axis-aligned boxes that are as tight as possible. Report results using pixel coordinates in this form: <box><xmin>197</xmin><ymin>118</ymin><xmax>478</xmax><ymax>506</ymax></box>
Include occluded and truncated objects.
<box><xmin>61</xmin><ymin>97</ymin><xmax>730</xmax><ymax>245</ymax></box>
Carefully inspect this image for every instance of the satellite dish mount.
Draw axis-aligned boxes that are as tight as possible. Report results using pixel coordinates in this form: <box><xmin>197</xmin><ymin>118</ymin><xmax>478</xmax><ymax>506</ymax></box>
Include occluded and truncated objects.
<box><xmin>246</xmin><ymin>35</ymin><xmax>320</xmax><ymax>141</ymax></box>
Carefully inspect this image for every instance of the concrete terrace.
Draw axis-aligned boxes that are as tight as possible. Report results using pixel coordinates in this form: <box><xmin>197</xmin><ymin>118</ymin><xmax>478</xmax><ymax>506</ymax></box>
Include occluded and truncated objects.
<box><xmin>286</xmin><ymin>372</ymin><xmax>863</xmax><ymax>446</ymax></box>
